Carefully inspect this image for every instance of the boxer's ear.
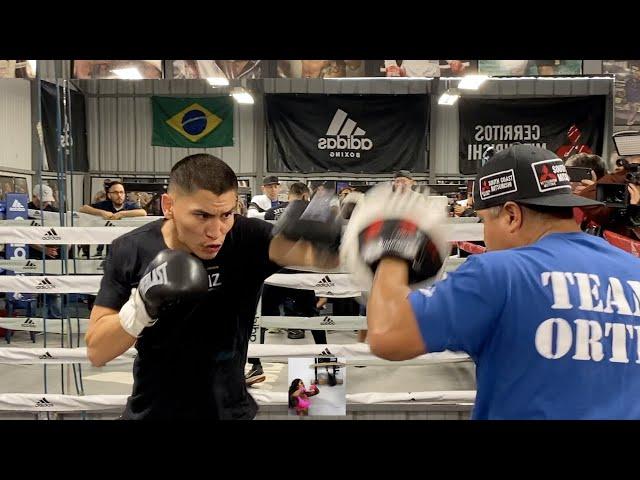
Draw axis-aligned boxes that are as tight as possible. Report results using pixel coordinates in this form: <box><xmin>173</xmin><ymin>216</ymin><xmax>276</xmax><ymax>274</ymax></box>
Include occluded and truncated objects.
<box><xmin>162</xmin><ymin>193</ymin><xmax>174</xmax><ymax>219</ymax></box>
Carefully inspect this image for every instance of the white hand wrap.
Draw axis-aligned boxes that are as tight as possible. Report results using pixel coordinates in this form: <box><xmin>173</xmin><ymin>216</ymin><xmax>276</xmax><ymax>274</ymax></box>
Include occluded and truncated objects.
<box><xmin>119</xmin><ymin>288</ymin><xmax>155</xmax><ymax>338</ymax></box>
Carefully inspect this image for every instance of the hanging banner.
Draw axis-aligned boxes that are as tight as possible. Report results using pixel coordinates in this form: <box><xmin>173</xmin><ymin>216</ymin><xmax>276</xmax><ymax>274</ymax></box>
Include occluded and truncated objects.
<box><xmin>41</xmin><ymin>81</ymin><xmax>89</xmax><ymax>172</ymax></box>
<box><xmin>458</xmin><ymin>96</ymin><xmax>606</xmax><ymax>175</ymax></box>
<box><xmin>152</xmin><ymin>96</ymin><xmax>234</xmax><ymax>148</ymax></box>
<box><xmin>266</xmin><ymin>94</ymin><xmax>429</xmax><ymax>173</ymax></box>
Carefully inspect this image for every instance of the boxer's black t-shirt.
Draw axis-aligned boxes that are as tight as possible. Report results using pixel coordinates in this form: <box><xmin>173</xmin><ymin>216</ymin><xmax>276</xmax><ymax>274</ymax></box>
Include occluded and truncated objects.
<box><xmin>95</xmin><ymin>215</ymin><xmax>281</xmax><ymax>420</ymax></box>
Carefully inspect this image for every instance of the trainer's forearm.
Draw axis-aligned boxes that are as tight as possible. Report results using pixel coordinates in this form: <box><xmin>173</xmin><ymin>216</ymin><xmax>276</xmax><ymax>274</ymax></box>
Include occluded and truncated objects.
<box><xmin>85</xmin><ymin>313</ymin><xmax>136</xmax><ymax>367</ymax></box>
<box><xmin>368</xmin><ymin>258</ymin><xmax>424</xmax><ymax>360</ymax></box>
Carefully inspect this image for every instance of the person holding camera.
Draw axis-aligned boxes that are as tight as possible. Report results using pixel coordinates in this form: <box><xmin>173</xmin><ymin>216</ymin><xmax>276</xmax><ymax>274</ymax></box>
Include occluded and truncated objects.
<box><xmin>578</xmin><ymin>154</ymin><xmax>640</xmax><ymax>239</ymax></box>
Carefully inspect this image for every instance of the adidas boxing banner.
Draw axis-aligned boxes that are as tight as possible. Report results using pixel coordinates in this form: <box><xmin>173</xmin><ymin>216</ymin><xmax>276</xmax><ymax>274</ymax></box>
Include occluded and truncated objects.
<box><xmin>458</xmin><ymin>96</ymin><xmax>606</xmax><ymax>175</ymax></box>
<box><xmin>266</xmin><ymin>94</ymin><xmax>429</xmax><ymax>173</ymax></box>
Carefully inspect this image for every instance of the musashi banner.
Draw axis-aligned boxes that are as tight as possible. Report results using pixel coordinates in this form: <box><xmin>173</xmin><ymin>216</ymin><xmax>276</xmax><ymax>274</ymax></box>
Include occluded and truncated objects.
<box><xmin>459</xmin><ymin>96</ymin><xmax>606</xmax><ymax>174</ymax></box>
<box><xmin>266</xmin><ymin>94</ymin><xmax>429</xmax><ymax>173</ymax></box>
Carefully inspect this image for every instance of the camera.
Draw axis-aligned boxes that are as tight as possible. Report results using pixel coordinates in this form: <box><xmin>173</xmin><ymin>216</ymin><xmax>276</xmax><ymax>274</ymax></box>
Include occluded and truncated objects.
<box><xmin>595</xmin><ymin>158</ymin><xmax>640</xmax><ymax>209</ymax></box>
<box><xmin>596</xmin><ymin>183</ymin><xmax>630</xmax><ymax>208</ymax></box>
<box><xmin>616</xmin><ymin>158</ymin><xmax>640</xmax><ymax>185</ymax></box>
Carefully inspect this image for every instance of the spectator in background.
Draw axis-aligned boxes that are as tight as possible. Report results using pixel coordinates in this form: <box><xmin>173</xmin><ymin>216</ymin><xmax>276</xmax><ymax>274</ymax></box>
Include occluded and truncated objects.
<box><xmin>79</xmin><ymin>181</ymin><xmax>146</xmax><ymax>221</ymax></box>
<box><xmin>565</xmin><ymin>153</ymin><xmax>607</xmax><ymax>195</ymax></box>
<box><xmin>247</xmin><ymin>176</ymin><xmax>281</xmax><ymax>220</ymax></box>
<box><xmin>393</xmin><ymin>170</ymin><xmax>416</xmax><ymax>193</ymax></box>
<box><xmin>80</xmin><ymin>181</ymin><xmax>146</xmax><ymax>258</ymax></box>
<box><xmin>264</xmin><ymin>182</ymin><xmax>309</xmax><ymax>221</ymax></box>
<box><xmin>578</xmin><ymin>153</ymin><xmax>640</xmax><ymax>240</ymax></box>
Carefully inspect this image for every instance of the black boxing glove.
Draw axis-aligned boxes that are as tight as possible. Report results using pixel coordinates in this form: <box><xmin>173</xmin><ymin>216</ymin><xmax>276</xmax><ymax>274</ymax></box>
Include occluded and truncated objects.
<box><xmin>272</xmin><ymin>196</ymin><xmax>342</xmax><ymax>254</ymax></box>
<box><xmin>119</xmin><ymin>249</ymin><xmax>209</xmax><ymax>337</ymax></box>
<box><xmin>358</xmin><ymin>219</ymin><xmax>444</xmax><ymax>284</ymax></box>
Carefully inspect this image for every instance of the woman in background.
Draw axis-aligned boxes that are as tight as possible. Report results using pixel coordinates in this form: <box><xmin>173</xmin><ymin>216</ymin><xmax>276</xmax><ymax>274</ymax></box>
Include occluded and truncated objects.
<box><xmin>288</xmin><ymin>379</ymin><xmax>319</xmax><ymax>417</ymax></box>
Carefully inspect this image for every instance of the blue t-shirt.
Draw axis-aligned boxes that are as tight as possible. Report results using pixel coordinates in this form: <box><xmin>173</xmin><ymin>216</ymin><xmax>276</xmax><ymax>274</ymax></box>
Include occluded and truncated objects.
<box><xmin>91</xmin><ymin>199</ymin><xmax>141</xmax><ymax>214</ymax></box>
<box><xmin>409</xmin><ymin>232</ymin><xmax>640</xmax><ymax>419</ymax></box>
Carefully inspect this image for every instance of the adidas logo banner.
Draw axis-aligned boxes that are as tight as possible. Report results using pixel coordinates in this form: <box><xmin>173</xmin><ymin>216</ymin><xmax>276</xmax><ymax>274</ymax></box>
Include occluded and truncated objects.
<box><xmin>314</xmin><ymin>275</ymin><xmax>335</xmax><ymax>288</ymax></box>
<box><xmin>0</xmin><ymin>275</ymin><xmax>102</xmax><ymax>294</ymax></box>
<box><xmin>42</xmin><ymin>228</ymin><xmax>61</xmax><ymax>241</ymax></box>
<box><xmin>35</xmin><ymin>397</ymin><xmax>54</xmax><ymax>408</ymax></box>
<box><xmin>0</xmin><ymin>226</ymin><xmax>127</xmax><ymax>245</ymax></box>
<box><xmin>320</xmin><ymin>316</ymin><xmax>336</xmax><ymax>326</ymax></box>
<box><xmin>265</xmin><ymin>94</ymin><xmax>428</xmax><ymax>173</ymax></box>
<box><xmin>0</xmin><ymin>394</ymin><xmax>128</xmax><ymax>412</ymax></box>
<box><xmin>9</xmin><ymin>199</ymin><xmax>26</xmax><ymax>212</ymax></box>
<box><xmin>265</xmin><ymin>272</ymin><xmax>361</xmax><ymax>299</ymax></box>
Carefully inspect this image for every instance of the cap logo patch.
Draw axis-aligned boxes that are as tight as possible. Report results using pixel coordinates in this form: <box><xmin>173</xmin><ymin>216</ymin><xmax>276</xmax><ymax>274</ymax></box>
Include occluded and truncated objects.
<box><xmin>479</xmin><ymin>169</ymin><xmax>518</xmax><ymax>200</ymax></box>
<box><xmin>531</xmin><ymin>159</ymin><xmax>571</xmax><ymax>193</ymax></box>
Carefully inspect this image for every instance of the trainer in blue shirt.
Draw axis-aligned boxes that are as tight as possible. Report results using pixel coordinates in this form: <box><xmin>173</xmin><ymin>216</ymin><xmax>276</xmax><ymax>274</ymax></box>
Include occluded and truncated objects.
<box><xmin>348</xmin><ymin>144</ymin><xmax>640</xmax><ymax>419</ymax></box>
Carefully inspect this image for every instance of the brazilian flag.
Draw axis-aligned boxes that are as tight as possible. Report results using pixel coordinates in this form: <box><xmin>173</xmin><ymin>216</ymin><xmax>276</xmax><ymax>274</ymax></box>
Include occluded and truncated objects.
<box><xmin>152</xmin><ymin>96</ymin><xmax>234</xmax><ymax>148</ymax></box>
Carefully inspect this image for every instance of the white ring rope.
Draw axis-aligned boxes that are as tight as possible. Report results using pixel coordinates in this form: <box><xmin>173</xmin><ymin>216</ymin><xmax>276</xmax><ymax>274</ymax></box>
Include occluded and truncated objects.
<box><xmin>0</xmin><ymin>275</ymin><xmax>102</xmax><ymax>294</ymax></box>
<box><xmin>0</xmin><ymin>390</ymin><xmax>476</xmax><ymax>413</ymax></box>
<box><xmin>0</xmin><ymin>394</ymin><xmax>129</xmax><ymax>412</ymax></box>
<box><xmin>259</xmin><ymin>315</ymin><xmax>366</xmax><ymax>330</ymax></box>
<box><xmin>0</xmin><ymin>259</ymin><xmax>105</xmax><ymax>274</ymax></box>
<box><xmin>0</xmin><ymin>226</ymin><xmax>134</xmax><ymax>245</ymax></box>
<box><xmin>0</xmin><ymin>210</ymin><xmax>162</xmax><ymax>227</ymax></box>
<box><xmin>0</xmin><ymin>221</ymin><xmax>484</xmax><ymax>245</ymax></box>
<box><xmin>0</xmin><ymin>345</ymin><xmax>470</xmax><ymax>366</ymax></box>
<box><xmin>0</xmin><ymin>317</ymin><xmax>89</xmax><ymax>334</ymax></box>
<box><xmin>265</xmin><ymin>272</ymin><xmax>362</xmax><ymax>298</ymax></box>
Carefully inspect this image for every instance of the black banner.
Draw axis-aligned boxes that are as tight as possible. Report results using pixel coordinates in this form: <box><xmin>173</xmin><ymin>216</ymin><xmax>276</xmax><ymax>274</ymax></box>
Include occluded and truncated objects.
<box><xmin>458</xmin><ymin>96</ymin><xmax>606</xmax><ymax>175</ymax></box>
<box><xmin>41</xmin><ymin>81</ymin><xmax>89</xmax><ymax>172</ymax></box>
<box><xmin>266</xmin><ymin>94</ymin><xmax>429</xmax><ymax>173</ymax></box>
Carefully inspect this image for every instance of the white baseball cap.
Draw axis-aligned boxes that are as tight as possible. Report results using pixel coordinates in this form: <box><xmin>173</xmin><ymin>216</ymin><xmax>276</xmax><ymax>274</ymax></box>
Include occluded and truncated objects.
<box><xmin>33</xmin><ymin>184</ymin><xmax>55</xmax><ymax>202</ymax></box>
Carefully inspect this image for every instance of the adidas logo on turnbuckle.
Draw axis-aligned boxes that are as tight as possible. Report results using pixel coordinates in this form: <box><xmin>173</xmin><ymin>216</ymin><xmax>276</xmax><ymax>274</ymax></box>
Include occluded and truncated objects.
<box><xmin>317</xmin><ymin>109</ymin><xmax>373</xmax><ymax>158</ymax></box>
<box><xmin>23</xmin><ymin>260</ymin><xmax>37</xmax><ymax>270</ymax></box>
<box><xmin>35</xmin><ymin>397</ymin><xmax>53</xmax><ymax>407</ymax></box>
<box><xmin>104</xmin><ymin>221</ymin><xmax>115</xmax><ymax>227</ymax></box>
<box><xmin>42</xmin><ymin>228</ymin><xmax>61</xmax><ymax>241</ymax></box>
<box><xmin>8</xmin><ymin>199</ymin><xmax>26</xmax><ymax>212</ymax></box>
<box><xmin>320</xmin><ymin>316</ymin><xmax>335</xmax><ymax>326</ymax></box>
<box><xmin>319</xmin><ymin>347</ymin><xmax>333</xmax><ymax>356</ymax></box>
<box><xmin>35</xmin><ymin>278</ymin><xmax>55</xmax><ymax>290</ymax></box>
<box><xmin>315</xmin><ymin>275</ymin><xmax>335</xmax><ymax>288</ymax></box>
<box><xmin>38</xmin><ymin>351</ymin><xmax>54</xmax><ymax>359</ymax></box>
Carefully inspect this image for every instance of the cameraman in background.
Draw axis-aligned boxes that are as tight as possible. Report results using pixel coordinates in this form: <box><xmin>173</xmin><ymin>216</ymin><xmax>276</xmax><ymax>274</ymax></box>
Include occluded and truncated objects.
<box><xmin>578</xmin><ymin>131</ymin><xmax>640</xmax><ymax>239</ymax></box>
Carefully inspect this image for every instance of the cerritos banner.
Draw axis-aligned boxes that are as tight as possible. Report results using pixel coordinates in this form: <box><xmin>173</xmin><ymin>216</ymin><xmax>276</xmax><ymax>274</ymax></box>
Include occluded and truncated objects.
<box><xmin>266</xmin><ymin>94</ymin><xmax>429</xmax><ymax>173</ymax></box>
<box><xmin>458</xmin><ymin>96</ymin><xmax>606</xmax><ymax>175</ymax></box>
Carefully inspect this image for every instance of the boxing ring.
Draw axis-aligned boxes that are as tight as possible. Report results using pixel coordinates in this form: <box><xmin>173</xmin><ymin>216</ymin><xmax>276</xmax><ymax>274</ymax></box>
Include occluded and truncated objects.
<box><xmin>0</xmin><ymin>212</ymin><xmax>483</xmax><ymax>420</ymax></box>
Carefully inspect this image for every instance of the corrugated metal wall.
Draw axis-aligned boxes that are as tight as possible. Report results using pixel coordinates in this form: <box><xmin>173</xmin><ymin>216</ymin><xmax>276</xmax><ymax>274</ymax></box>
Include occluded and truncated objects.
<box><xmin>66</xmin><ymin>76</ymin><xmax>613</xmax><ymax>181</ymax></box>
<box><xmin>77</xmin><ymin>79</ymin><xmax>260</xmax><ymax>175</ymax></box>
<box><xmin>0</xmin><ymin>79</ymin><xmax>32</xmax><ymax>172</ymax></box>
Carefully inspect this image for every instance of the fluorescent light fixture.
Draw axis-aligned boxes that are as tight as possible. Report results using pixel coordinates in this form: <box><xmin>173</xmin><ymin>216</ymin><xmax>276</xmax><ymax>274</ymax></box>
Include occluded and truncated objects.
<box><xmin>458</xmin><ymin>74</ymin><xmax>488</xmax><ymax>90</ymax></box>
<box><xmin>612</xmin><ymin>130</ymin><xmax>640</xmax><ymax>157</ymax></box>
<box><xmin>111</xmin><ymin>68</ymin><xmax>143</xmax><ymax>80</ymax></box>
<box><xmin>231</xmin><ymin>87</ymin><xmax>254</xmax><ymax>104</ymax></box>
<box><xmin>207</xmin><ymin>77</ymin><xmax>229</xmax><ymax>87</ymax></box>
<box><xmin>438</xmin><ymin>90</ymin><xmax>460</xmax><ymax>105</ymax></box>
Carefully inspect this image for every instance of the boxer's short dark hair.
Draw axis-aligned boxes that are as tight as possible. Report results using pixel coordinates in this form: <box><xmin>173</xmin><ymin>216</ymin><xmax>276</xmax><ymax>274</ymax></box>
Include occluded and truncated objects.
<box><xmin>170</xmin><ymin>154</ymin><xmax>238</xmax><ymax>195</ymax></box>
